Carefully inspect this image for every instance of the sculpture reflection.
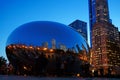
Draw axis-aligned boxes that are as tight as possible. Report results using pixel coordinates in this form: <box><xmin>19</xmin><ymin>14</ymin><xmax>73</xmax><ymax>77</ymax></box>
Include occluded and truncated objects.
<box><xmin>6</xmin><ymin>21</ymin><xmax>90</xmax><ymax>76</ymax></box>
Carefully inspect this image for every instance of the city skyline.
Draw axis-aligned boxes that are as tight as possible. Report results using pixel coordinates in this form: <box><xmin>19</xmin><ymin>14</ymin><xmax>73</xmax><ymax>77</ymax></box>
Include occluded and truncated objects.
<box><xmin>1</xmin><ymin>0</ymin><xmax>120</xmax><ymax>59</ymax></box>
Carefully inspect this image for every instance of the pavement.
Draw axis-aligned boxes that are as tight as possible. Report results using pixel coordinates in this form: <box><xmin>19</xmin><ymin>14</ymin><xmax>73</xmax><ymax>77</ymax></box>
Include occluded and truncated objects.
<box><xmin>0</xmin><ymin>75</ymin><xmax>120</xmax><ymax>80</ymax></box>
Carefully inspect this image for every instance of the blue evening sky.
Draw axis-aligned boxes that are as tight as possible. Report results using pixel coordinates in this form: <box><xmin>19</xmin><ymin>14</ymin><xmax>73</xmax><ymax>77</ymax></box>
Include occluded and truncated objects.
<box><xmin>0</xmin><ymin>0</ymin><xmax>120</xmax><ymax>59</ymax></box>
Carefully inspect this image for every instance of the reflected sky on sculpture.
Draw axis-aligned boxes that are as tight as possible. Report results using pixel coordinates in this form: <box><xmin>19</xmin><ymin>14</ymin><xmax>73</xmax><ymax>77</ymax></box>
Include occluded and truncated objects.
<box><xmin>5</xmin><ymin>21</ymin><xmax>90</xmax><ymax>76</ymax></box>
<box><xmin>6</xmin><ymin>21</ymin><xmax>89</xmax><ymax>53</ymax></box>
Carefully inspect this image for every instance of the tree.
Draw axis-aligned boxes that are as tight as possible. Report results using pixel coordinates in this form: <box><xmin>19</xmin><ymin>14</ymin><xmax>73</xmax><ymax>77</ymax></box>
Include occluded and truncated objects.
<box><xmin>0</xmin><ymin>56</ymin><xmax>7</xmax><ymax>67</ymax></box>
<box><xmin>0</xmin><ymin>56</ymin><xmax>7</xmax><ymax>74</ymax></box>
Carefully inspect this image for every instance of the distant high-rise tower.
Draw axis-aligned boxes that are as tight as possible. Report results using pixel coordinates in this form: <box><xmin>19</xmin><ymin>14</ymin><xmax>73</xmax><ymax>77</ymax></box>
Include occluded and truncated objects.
<box><xmin>59</xmin><ymin>43</ymin><xmax>67</xmax><ymax>52</ymax></box>
<box><xmin>42</xmin><ymin>42</ymin><xmax>48</xmax><ymax>48</ymax></box>
<box><xmin>89</xmin><ymin>0</ymin><xmax>110</xmax><ymax>46</ymax></box>
<box><xmin>69</xmin><ymin>19</ymin><xmax>88</xmax><ymax>42</ymax></box>
<box><xmin>51</xmin><ymin>39</ymin><xmax>56</xmax><ymax>49</ymax></box>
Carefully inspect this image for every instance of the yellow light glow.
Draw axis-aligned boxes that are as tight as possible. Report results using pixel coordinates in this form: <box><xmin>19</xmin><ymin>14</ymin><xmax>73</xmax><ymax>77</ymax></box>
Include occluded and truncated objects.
<box><xmin>23</xmin><ymin>66</ymin><xmax>27</xmax><ymax>70</ymax></box>
<box><xmin>50</xmin><ymin>49</ymin><xmax>53</xmax><ymax>52</ymax></box>
<box><xmin>29</xmin><ymin>46</ymin><xmax>33</xmax><ymax>49</ymax></box>
<box><xmin>37</xmin><ymin>47</ymin><xmax>40</xmax><ymax>50</ymax></box>
<box><xmin>22</xmin><ymin>45</ymin><xmax>25</xmax><ymax>48</ymax></box>
<box><xmin>25</xmin><ymin>46</ymin><xmax>28</xmax><ymax>49</ymax></box>
<box><xmin>92</xmin><ymin>69</ymin><xmax>94</xmax><ymax>73</ymax></box>
<box><xmin>13</xmin><ymin>45</ymin><xmax>16</xmax><ymax>48</ymax></box>
<box><xmin>43</xmin><ymin>47</ymin><xmax>47</xmax><ymax>51</ymax></box>
<box><xmin>77</xmin><ymin>73</ymin><xmax>80</xmax><ymax>77</ymax></box>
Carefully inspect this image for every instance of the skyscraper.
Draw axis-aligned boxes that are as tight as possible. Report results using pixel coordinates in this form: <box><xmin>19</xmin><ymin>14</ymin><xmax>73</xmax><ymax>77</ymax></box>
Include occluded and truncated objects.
<box><xmin>89</xmin><ymin>0</ymin><xmax>120</xmax><ymax>75</ymax></box>
<box><xmin>92</xmin><ymin>22</ymin><xmax>120</xmax><ymax>69</ymax></box>
<box><xmin>89</xmin><ymin>0</ymin><xmax>110</xmax><ymax>46</ymax></box>
<box><xmin>51</xmin><ymin>39</ymin><xmax>56</xmax><ymax>49</ymax></box>
<box><xmin>69</xmin><ymin>19</ymin><xmax>88</xmax><ymax>42</ymax></box>
<box><xmin>42</xmin><ymin>42</ymin><xmax>48</xmax><ymax>48</ymax></box>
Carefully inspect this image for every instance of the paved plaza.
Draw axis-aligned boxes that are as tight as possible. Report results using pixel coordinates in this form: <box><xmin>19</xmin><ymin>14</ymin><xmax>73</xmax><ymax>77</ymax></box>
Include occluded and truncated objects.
<box><xmin>0</xmin><ymin>75</ymin><xmax>120</xmax><ymax>80</ymax></box>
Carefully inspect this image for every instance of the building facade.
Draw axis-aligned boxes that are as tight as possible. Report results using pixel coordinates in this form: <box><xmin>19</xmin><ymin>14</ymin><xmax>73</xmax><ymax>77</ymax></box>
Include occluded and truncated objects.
<box><xmin>89</xmin><ymin>0</ymin><xmax>110</xmax><ymax>47</ymax></box>
<box><xmin>69</xmin><ymin>19</ymin><xmax>88</xmax><ymax>42</ymax></box>
<box><xmin>89</xmin><ymin>0</ymin><xmax>120</xmax><ymax>75</ymax></box>
<box><xmin>119</xmin><ymin>32</ymin><xmax>120</xmax><ymax>43</ymax></box>
<box><xmin>92</xmin><ymin>22</ymin><xmax>120</xmax><ymax>69</ymax></box>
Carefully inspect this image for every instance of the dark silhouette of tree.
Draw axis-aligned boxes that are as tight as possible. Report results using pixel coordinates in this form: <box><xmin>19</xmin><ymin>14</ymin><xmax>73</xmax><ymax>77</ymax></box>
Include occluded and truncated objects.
<box><xmin>0</xmin><ymin>56</ymin><xmax>7</xmax><ymax>74</ymax></box>
<box><xmin>0</xmin><ymin>56</ymin><xmax>7</xmax><ymax>67</ymax></box>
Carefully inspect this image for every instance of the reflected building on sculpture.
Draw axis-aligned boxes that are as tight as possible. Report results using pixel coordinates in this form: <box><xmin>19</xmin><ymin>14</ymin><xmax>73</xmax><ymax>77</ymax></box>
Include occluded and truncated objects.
<box><xmin>6</xmin><ymin>21</ymin><xmax>90</xmax><ymax>76</ymax></box>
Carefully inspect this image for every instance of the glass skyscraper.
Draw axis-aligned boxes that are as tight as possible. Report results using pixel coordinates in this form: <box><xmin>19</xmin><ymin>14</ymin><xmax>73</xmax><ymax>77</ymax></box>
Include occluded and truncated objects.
<box><xmin>69</xmin><ymin>19</ymin><xmax>88</xmax><ymax>42</ymax></box>
<box><xmin>89</xmin><ymin>0</ymin><xmax>110</xmax><ymax>47</ymax></box>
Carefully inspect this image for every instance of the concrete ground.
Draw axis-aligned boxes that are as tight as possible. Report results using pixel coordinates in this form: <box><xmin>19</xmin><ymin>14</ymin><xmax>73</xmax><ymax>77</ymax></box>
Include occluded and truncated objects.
<box><xmin>0</xmin><ymin>75</ymin><xmax>119</xmax><ymax>80</ymax></box>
